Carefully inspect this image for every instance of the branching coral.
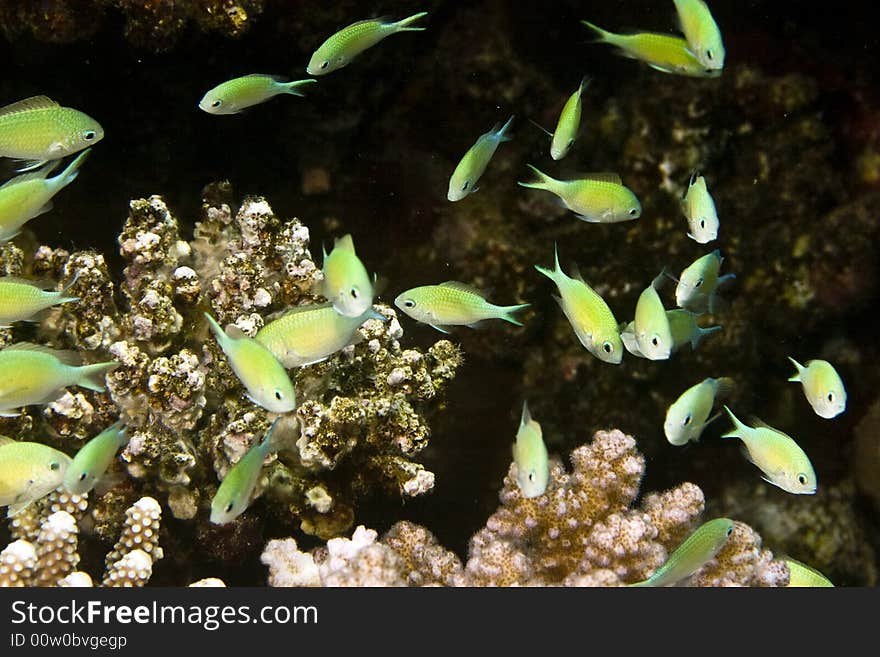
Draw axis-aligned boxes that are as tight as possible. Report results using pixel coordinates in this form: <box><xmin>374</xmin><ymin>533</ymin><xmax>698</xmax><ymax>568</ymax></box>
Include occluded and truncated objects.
<box><xmin>261</xmin><ymin>429</ymin><xmax>789</xmax><ymax>587</ymax></box>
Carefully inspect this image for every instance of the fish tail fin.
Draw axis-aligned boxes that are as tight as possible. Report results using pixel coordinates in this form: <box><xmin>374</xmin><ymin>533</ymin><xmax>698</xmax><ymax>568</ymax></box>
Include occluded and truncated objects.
<box><xmin>691</xmin><ymin>324</ymin><xmax>722</xmax><ymax>349</ymax></box>
<box><xmin>714</xmin><ymin>377</ymin><xmax>736</xmax><ymax>400</ymax></box>
<box><xmin>76</xmin><ymin>361</ymin><xmax>120</xmax><ymax>392</ymax></box>
<box><xmin>720</xmin><ymin>405</ymin><xmax>746</xmax><ymax>439</ymax></box>
<box><xmin>261</xmin><ymin>415</ymin><xmax>300</xmax><ymax>453</ymax></box>
<box><xmin>494</xmin><ymin>114</ymin><xmax>515</xmax><ymax>143</ymax></box>
<box><xmin>391</xmin><ymin>11</ymin><xmax>428</xmax><ymax>31</ymax></box>
<box><xmin>580</xmin><ymin>20</ymin><xmax>615</xmax><ymax>44</ymax></box>
<box><xmin>52</xmin><ymin>149</ymin><xmax>91</xmax><ymax>191</ymax></box>
<box><xmin>518</xmin><ymin>163</ymin><xmax>555</xmax><ymax>191</ymax></box>
<box><xmin>279</xmin><ymin>79</ymin><xmax>317</xmax><ymax>97</ymax></box>
<box><xmin>498</xmin><ymin>303</ymin><xmax>530</xmax><ymax>326</ymax></box>
<box><xmin>787</xmin><ymin>357</ymin><xmax>804</xmax><ymax>382</ymax></box>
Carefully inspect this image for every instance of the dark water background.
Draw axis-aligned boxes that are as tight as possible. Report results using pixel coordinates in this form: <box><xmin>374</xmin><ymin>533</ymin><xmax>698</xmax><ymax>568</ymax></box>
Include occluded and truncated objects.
<box><xmin>1</xmin><ymin>0</ymin><xmax>879</xmax><ymax>585</ymax></box>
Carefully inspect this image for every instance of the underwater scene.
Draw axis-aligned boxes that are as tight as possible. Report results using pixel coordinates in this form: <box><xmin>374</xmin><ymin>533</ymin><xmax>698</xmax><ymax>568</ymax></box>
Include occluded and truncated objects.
<box><xmin>0</xmin><ymin>0</ymin><xmax>877</xmax><ymax>588</ymax></box>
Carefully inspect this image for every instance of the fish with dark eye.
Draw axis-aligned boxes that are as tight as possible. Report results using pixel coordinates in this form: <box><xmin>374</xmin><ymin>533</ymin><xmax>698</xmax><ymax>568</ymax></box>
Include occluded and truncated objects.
<box><xmin>63</xmin><ymin>420</ymin><xmax>128</xmax><ymax>495</ymax></box>
<box><xmin>534</xmin><ymin>245</ymin><xmax>622</xmax><ymax>364</ymax></box>
<box><xmin>0</xmin><ymin>437</ymin><xmax>72</xmax><ymax>516</ymax></box>
<box><xmin>512</xmin><ymin>402</ymin><xmax>549</xmax><ymax>498</ymax></box>
<box><xmin>448</xmin><ymin>115</ymin><xmax>515</xmax><ymax>201</ymax></box>
<box><xmin>722</xmin><ymin>406</ymin><xmax>817</xmax><ymax>495</ymax></box>
<box><xmin>629</xmin><ymin>518</ymin><xmax>736</xmax><ymax>586</ymax></box>
<box><xmin>0</xmin><ymin>96</ymin><xmax>103</xmax><ymax>171</ymax></box>
<box><xmin>198</xmin><ymin>75</ymin><xmax>317</xmax><ymax>115</ymax></box>
<box><xmin>674</xmin><ymin>250</ymin><xmax>734</xmax><ymax>314</ymax></box>
<box><xmin>549</xmin><ymin>77</ymin><xmax>590</xmax><ymax>160</ymax></box>
<box><xmin>621</xmin><ymin>309</ymin><xmax>721</xmax><ymax>358</ymax></box>
<box><xmin>204</xmin><ymin>312</ymin><xmax>296</xmax><ymax>414</ymax></box>
<box><xmin>632</xmin><ymin>272</ymin><xmax>673</xmax><ymax>361</ymax></box>
<box><xmin>664</xmin><ymin>377</ymin><xmax>734</xmax><ymax>446</ymax></box>
<box><xmin>787</xmin><ymin>358</ymin><xmax>846</xmax><ymax>419</ymax></box>
<box><xmin>394</xmin><ymin>281</ymin><xmax>528</xmax><ymax>333</ymax></box>
<box><xmin>518</xmin><ymin>165</ymin><xmax>641</xmax><ymax>223</ymax></box>
<box><xmin>0</xmin><ymin>342</ymin><xmax>118</xmax><ymax>417</ymax></box>
<box><xmin>0</xmin><ymin>274</ymin><xmax>79</xmax><ymax>326</ymax></box>
<box><xmin>0</xmin><ymin>149</ymin><xmax>91</xmax><ymax>242</ymax></box>
<box><xmin>681</xmin><ymin>171</ymin><xmax>719</xmax><ymax>243</ymax></box>
<box><xmin>321</xmin><ymin>234</ymin><xmax>374</xmax><ymax>317</ymax></box>
<box><xmin>307</xmin><ymin>12</ymin><xmax>428</xmax><ymax>75</ymax></box>
<box><xmin>673</xmin><ymin>0</ymin><xmax>726</xmax><ymax>72</ymax></box>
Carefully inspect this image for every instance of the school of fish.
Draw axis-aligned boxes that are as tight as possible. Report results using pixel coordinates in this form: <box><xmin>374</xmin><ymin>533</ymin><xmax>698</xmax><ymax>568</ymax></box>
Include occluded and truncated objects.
<box><xmin>0</xmin><ymin>1</ymin><xmax>847</xmax><ymax>586</ymax></box>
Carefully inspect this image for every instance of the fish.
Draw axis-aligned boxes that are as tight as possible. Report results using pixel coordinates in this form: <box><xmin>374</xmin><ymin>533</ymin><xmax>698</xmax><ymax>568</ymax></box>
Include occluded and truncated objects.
<box><xmin>0</xmin><ymin>343</ymin><xmax>118</xmax><ymax>417</ymax></box>
<box><xmin>721</xmin><ymin>406</ymin><xmax>817</xmax><ymax>495</ymax></box>
<box><xmin>0</xmin><ymin>274</ymin><xmax>79</xmax><ymax>326</ymax></box>
<box><xmin>629</xmin><ymin>517</ymin><xmax>736</xmax><ymax>586</ymax></box>
<box><xmin>534</xmin><ymin>245</ymin><xmax>622</xmax><ymax>364</ymax></box>
<box><xmin>517</xmin><ymin>164</ymin><xmax>641</xmax><ymax>223</ymax></box>
<box><xmin>681</xmin><ymin>171</ymin><xmax>719</xmax><ymax>243</ymax></box>
<box><xmin>63</xmin><ymin>420</ymin><xmax>128</xmax><ymax>495</ymax></box>
<box><xmin>0</xmin><ymin>437</ymin><xmax>72</xmax><ymax>516</ymax></box>
<box><xmin>673</xmin><ymin>0</ymin><xmax>725</xmax><ymax>71</ymax></box>
<box><xmin>447</xmin><ymin>115</ymin><xmax>515</xmax><ymax>201</ymax></box>
<box><xmin>581</xmin><ymin>20</ymin><xmax>720</xmax><ymax>78</ymax></box>
<box><xmin>307</xmin><ymin>12</ymin><xmax>429</xmax><ymax>75</ymax></box>
<box><xmin>787</xmin><ymin>358</ymin><xmax>847</xmax><ymax>419</ymax></box>
<box><xmin>513</xmin><ymin>402</ymin><xmax>549</xmax><ymax>498</ymax></box>
<box><xmin>784</xmin><ymin>557</ymin><xmax>834</xmax><ymax>587</ymax></box>
<box><xmin>395</xmin><ymin>282</ymin><xmax>528</xmax><ymax>333</ymax></box>
<box><xmin>550</xmin><ymin>77</ymin><xmax>590</xmax><ymax>160</ymax></box>
<box><xmin>198</xmin><ymin>75</ymin><xmax>317</xmax><ymax>114</ymax></box>
<box><xmin>664</xmin><ymin>377</ymin><xmax>734</xmax><ymax>446</ymax></box>
<box><xmin>204</xmin><ymin>312</ymin><xmax>297</xmax><ymax>413</ymax></box>
<box><xmin>621</xmin><ymin>309</ymin><xmax>720</xmax><ymax>358</ymax></box>
<box><xmin>255</xmin><ymin>303</ymin><xmax>386</xmax><ymax>368</ymax></box>
<box><xmin>0</xmin><ymin>149</ymin><xmax>91</xmax><ymax>242</ymax></box>
<box><xmin>673</xmin><ymin>250</ymin><xmax>734</xmax><ymax>314</ymax></box>
<box><xmin>321</xmin><ymin>234</ymin><xmax>374</xmax><ymax>317</ymax></box>
<box><xmin>211</xmin><ymin>417</ymin><xmax>295</xmax><ymax>524</ymax></box>
<box><xmin>633</xmin><ymin>271</ymin><xmax>673</xmax><ymax>360</ymax></box>
<box><xmin>0</xmin><ymin>96</ymin><xmax>103</xmax><ymax>171</ymax></box>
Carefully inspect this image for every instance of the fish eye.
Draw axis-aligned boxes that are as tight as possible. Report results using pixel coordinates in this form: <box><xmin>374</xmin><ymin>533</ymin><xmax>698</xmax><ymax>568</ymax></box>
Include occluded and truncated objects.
<box><xmin>403</xmin><ymin>299</ymin><xmax>416</xmax><ymax>309</ymax></box>
<box><xmin>78</xmin><ymin>473</ymin><xmax>88</xmax><ymax>481</ymax></box>
<box><xmin>827</xmin><ymin>392</ymin><xmax>834</xmax><ymax>403</ymax></box>
<box><xmin>629</xmin><ymin>208</ymin><xmax>638</xmax><ymax>216</ymax></box>
<box><xmin>602</xmin><ymin>341</ymin><xmax>613</xmax><ymax>354</ymax></box>
<box><xmin>694</xmin><ymin>278</ymin><xmax>704</xmax><ymax>288</ymax></box>
<box><xmin>528</xmin><ymin>472</ymin><xmax>535</xmax><ymax>482</ymax></box>
<box><xmin>225</xmin><ymin>502</ymin><xmax>234</xmax><ymax>514</ymax></box>
<box><xmin>274</xmin><ymin>390</ymin><xmax>283</xmax><ymax>401</ymax></box>
<box><xmin>320</xmin><ymin>61</ymin><xmax>329</xmax><ymax>70</ymax></box>
<box><xmin>683</xmin><ymin>414</ymin><xmax>692</xmax><ymax>426</ymax></box>
<box><xmin>699</xmin><ymin>219</ymin><xmax>706</xmax><ymax>229</ymax></box>
<box><xmin>82</xmin><ymin>130</ymin><xmax>96</xmax><ymax>141</ymax></box>
<box><xmin>49</xmin><ymin>462</ymin><xmax>60</xmax><ymax>471</ymax></box>
<box><xmin>462</xmin><ymin>181</ymin><xmax>470</xmax><ymax>192</ymax></box>
<box><xmin>726</xmin><ymin>525</ymin><xmax>733</xmax><ymax>536</ymax></box>
<box><xmin>651</xmin><ymin>335</ymin><xmax>660</xmax><ymax>347</ymax></box>
<box><xmin>706</xmin><ymin>50</ymin><xmax>714</xmax><ymax>61</ymax></box>
<box><xmin>211</xmin><ymin>99</ymin><xmax>222</xmax><ymax>108</ymax></box>
<box><xmin>797</xmin><ymin>473</ymin><xmax>807</xmax><ymax>485</ymax></box>
<box><xmin>350</xmin><ymin>287</ymin><xmax>359</xmax><ymax>299</ymax></box>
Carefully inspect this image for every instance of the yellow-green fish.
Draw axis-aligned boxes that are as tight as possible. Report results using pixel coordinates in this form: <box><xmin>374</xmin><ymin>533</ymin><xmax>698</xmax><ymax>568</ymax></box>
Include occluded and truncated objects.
<box><xmin>664</xmin><ymin>377</ymin><xmax>734</xmax><ymax>446</ymax></box>
<box><xmin>0</xmin><ymin>275</ymin><xmax>79</xmax><ymax>326</ymax></box>
<box><xmin>518</xmin><ymin>165</ymin><xmax>641</xmax><ymax>223</ymax></box>
<box><xmin>0</xmin><ymin>343</ymin><xmax>118</xmax><ymax>417</ymax></box>
<box><xmin>447</xmin><ymin>115</ymin><xmax>514</xmax><ymax>201</ymax></box>
<box><xmin>673</xmin><ymin>0</ymin><xmax>726</xmax><ymax>71</ymax></box>
<box><xmin>198</xmin><ymin>75</ymin><xmax>317</xmax><ymax>115</ymax></box>
<box><xmin>211</xmin><ymin>418</ymin><xmax>286</xmax><ymax>525</ymax></box>
<box><xmin>394</xmin><ymin>282</ymin><xmax>528</xmax><ymax>333</ymax></box>
<box><xmin>321</xmin><ymin>234</ymin><xmax>374</xmax><ymax>317</ymax></box>
<box><xmin>0</xmin><ymin>149</ymin><xmax>91</xmax><ymax>242</ymax></box>
<box><xmin>307</xmin><ymin>12</ymin><xmax>429</xmax><ymax>75</ymax></box>
<box><xmin>256</xmin><ymin>303</ymin><xmax>385</xmax><ymax>368</ymax></box>
<box><xmin>722</xmin><ymin>406</ymin><xmax>817</xmax><ymax>495</ymax></box>
<box><xmin>633</xmin><ymin>272</ymin><xmax>673</xmax><ymax>360</ymax></box>
<box><xmin>784</xmin><ymin>557</ymin><xmax>834</xmax><ymax>587</ymax></box>
<box><xmin>0</xmin><ymin>96</ymin><xmax>103</xmax><ymax>171</ymax></box>
<box><xmin>681</xmin><ymin>171</ymin><xmax>719</xmax><ymax>243</ymax></box>
<box><xmin>630</xmin><ymin>518</ymin><xmax>736</xmax><ymax>586</ymax></box>
<box><xmin>63</xmin><ymin>420</ymin><xmax>128</xmax><ymax>495</ymax></box>
<box><xmin>534</xmin><ymin>245</ymin><xmax>622</xmax><ymax>364</ymax></box>
<box><xmin>513</xmin><ymin>402</ymin><xmax>549</xmax><ymax>498</ymax></box>
<box><xmin>674</xmin><ymin>250</ymin><xmax>734</xmax><ymax>314</ymax></box>
<box><xmin>621</xmin><ymin>309</ymin><xmax>720</xmax><ymax>358</ymax></box>
<box><xmin>0</xmin><ymin>437</ymin><xmax>71</xmax><ymax>516</ymax></box>
<box><xmin>551</xmin><ymin>77</ymin><xmax>590</xmax><ymax>160</ymax></box>
<box><xmin>204</xmin><ymin>312</ymin><xmax>296</xmax><ymax>413</ymax></box>
<box><xmin>581</xmin><ymin>20</ymin><xmax>720</xmax><ymax>78</ymax></box>
<box><xmin>787</xmin><ymin>358</ymin><xmax>847</xmax><ymax>419</ymax></box>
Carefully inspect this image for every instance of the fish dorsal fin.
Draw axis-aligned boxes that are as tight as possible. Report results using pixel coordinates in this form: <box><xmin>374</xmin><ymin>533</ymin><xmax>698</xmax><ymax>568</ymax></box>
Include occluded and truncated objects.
<box><xmin>568</xmin><ymin>263</ymin><xmax>590</xmax><ymax>284</ymax></box>
<box><xmin>0</xmin><ymin>162</ymin><xmax>59</xmax><ymax>188</ymax></box>
<box><xmin>0</xmin><ymin>275</ymin><xmax>55</xmax><ymax>290</ymax></box>
<box><xmin>0</xmin><ymin>95</ymin><xmax>60</xmax><ymax>117</ymax></box>
<box><xmin>1</xmin><ymin>342</ymin><xmax>82</xmax><ymax>365</ymax></box>
<box><xmin>334</xmin><ymin>234</ymin><xmax>356</xmax><ymax>253</ymax></box>
<box><xmin>225</xmin><ymin>325</ymin><xmax>248</xmax><ymax>340</ymax></box>
<box><xmin>747</xmin><ymin>416</ymin><xmax>792</xmax><ymax>440</ymax></box>
<box><xmin>244</xmin><ymin>73</ymin><xmax>286</xmax><ymax>82</ymax></box>
<box><xmin>0</xmin><ymin>434</ymin><xmax>15</xmax><ymax>447</ymax></box>
<box><xmin>440</xmin><ymin>281</ymin><xmax>484</xmax><ymax>296</ymax></box>
<box><xmin>265</xmin><ymin>302</ymin><xmax>334</xmax><ymax>323</ymax></box>
<box><xmin>581</xmin><ymin>172</ymin><xmax>622</xmax><ymax>185</ymax></box>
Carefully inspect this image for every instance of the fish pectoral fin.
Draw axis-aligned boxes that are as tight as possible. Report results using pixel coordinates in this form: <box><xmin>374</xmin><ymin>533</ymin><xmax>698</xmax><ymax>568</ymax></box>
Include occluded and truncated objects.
<box><xmin>15</xmin><ymin>159</ymin><xmax>49</xmax><ymax>172</ymax></box>
<box><xmin>575</xmin><ymin>213</ymin><xmax>600</xmax><ymax>223</ymax></box>
<box><xmin>36</xmin><ymin>200</ymin><xmax>54</xmax><ymax>217</ymax></box>
<box><xmin>0</xmin><ymin>409</ymin><xmax>22</xmax><ymax>418</ymax></box>
<box><xmin>429</xmin><ymin>324</ymin><xmax>451</xmax><ymax>334</ymax></box>
<box><xmin>647</xmin><ymin>63</ymin><xmax>676</xmax><ymax>74</ymax></box>
<box><xmin>466</xmin><ymin>320</ymin><xmax>486</xmax><ymax>330</ymax></box>
<box><xmin>7</xmin><ymin>499</ymin><xmax>34</xmax><ymax>517</ymax></box>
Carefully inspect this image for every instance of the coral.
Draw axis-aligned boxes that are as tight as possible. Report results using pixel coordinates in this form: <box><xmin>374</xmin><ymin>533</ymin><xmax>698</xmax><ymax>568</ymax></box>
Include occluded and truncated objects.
<box><xmin>262</xmin><ymin>429</ymin><xmax>788</xmax><ymax>587</ymax></box>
